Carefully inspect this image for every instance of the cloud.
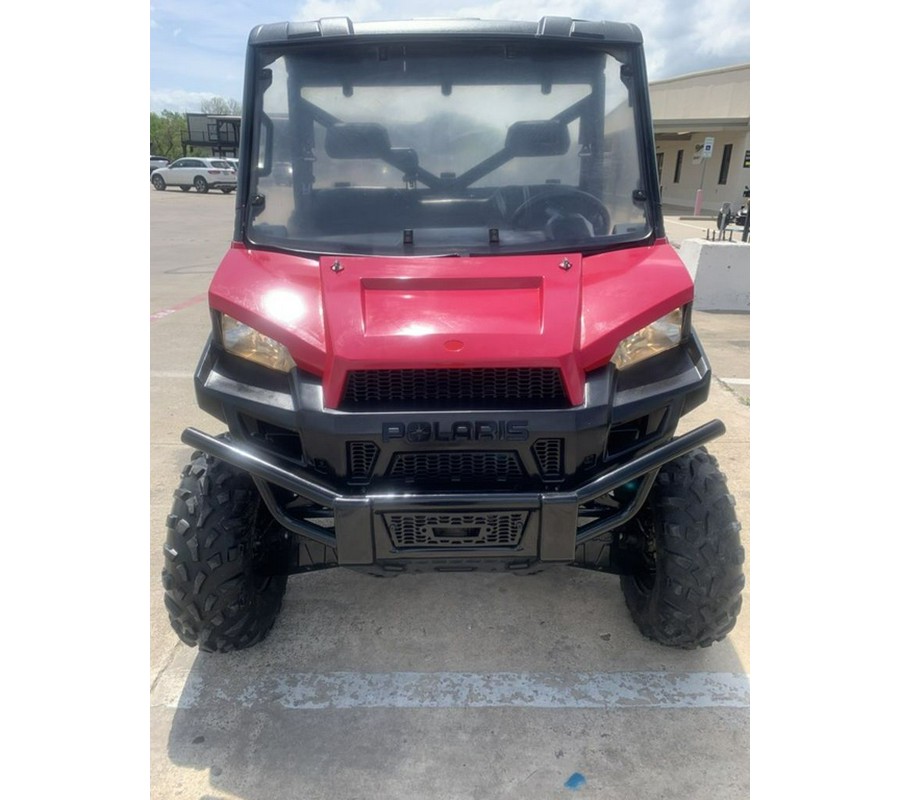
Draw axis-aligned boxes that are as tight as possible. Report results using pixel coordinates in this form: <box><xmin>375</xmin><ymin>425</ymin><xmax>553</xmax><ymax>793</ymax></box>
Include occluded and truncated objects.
<box><xmin>454</xmin><ymin>0</ymin><xmax>593</xmax><ymax>19</ymax></box>
<box><xmin>151</xmin><ymin>89</ymin><xmax>220</xmax><ymax>113</ymax></box>
<box><xmin>149</xmin><ymin>1</ymin><xmax>749</xmax><ymax>113</ymax></box>
<box><xmin>297</xmin><ymin>0</ymin><xmax>383</xmax><ymax>19</ymax></box>
<box><xmin>449</xmin><ymin>0</ymin><xmax>748</xmax><ymax>79</ymax></box>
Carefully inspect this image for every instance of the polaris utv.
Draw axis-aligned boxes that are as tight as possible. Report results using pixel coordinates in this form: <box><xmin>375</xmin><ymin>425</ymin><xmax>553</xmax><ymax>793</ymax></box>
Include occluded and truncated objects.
<box><xmin>161</xmin><ymin>16</ymin><xmax>745</xmax><ymax>653</ymax></box>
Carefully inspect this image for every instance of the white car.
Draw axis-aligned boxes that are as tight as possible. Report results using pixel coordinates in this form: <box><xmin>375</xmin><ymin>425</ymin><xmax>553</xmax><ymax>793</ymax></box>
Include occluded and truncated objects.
<box><xmin>150</xmin><ymin>157</ymin><xmax>237</xmax><ymax>194</ymax></box>
<box><xmin>150</xmin><ymin>155</ymin><xmax>170</xmax><ymax>175</ymax></box>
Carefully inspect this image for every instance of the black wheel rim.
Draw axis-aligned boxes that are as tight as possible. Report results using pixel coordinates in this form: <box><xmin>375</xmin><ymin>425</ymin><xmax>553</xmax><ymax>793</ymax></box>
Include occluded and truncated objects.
<box><xmin>630</xmin><ymin>512</ymin><xmax>658</xmax><ymax>594</ymax></box>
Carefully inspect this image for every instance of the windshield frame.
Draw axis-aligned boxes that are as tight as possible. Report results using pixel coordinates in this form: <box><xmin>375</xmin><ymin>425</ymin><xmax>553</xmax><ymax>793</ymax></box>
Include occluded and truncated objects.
<box><xmin>236</xmin><ymin>30</ymin><xmax>663</xmax><ymax>258</ymax></box>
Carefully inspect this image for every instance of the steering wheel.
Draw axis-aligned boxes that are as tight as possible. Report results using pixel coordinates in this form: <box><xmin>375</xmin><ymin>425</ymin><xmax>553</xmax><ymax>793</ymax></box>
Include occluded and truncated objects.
<box><xmin>510</xmin><ymin>188</ymin><xmax>611</xmax><ymax>237</ymax></box>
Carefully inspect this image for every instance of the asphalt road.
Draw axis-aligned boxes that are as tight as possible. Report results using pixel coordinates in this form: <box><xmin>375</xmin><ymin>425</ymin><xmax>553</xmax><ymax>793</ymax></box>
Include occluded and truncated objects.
<box><xmin>149</xmin><ymin>186</ymin><xmax>751</xmax><ymax>800</ymax></box>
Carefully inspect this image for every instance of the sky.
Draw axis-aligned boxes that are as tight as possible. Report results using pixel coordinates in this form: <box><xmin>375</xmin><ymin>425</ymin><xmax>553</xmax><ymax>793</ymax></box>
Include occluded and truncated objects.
<box><xmin>150</xmin><ymin>0</ymin><xmax>750</xmax><ymax>112</ymax></box>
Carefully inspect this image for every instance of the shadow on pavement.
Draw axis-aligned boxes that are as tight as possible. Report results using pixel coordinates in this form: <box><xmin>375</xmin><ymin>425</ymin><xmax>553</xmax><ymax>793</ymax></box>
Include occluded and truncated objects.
<box><xmin>157</xmin><ymin>566</ymin><xmax>749</xmax><ymax>800</ymax></box>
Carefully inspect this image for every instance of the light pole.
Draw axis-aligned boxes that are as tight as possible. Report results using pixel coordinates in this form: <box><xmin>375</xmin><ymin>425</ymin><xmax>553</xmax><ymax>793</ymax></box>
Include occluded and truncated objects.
<box><xmin>693</xmin><ymin>157</ymin><xmax>707</xmax><ymax>215</ymax></box>
<box><xmin>693</xmin><ymin>136</ymin><xmax>714</xmax><ymax>215</ymax></box>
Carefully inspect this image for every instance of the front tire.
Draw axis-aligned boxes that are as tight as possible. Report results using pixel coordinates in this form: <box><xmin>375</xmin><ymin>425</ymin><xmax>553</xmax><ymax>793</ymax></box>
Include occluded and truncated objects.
<box><xmin>151</xmin><ymin>174</ymin><xmax>166</xmax><ymax>191</ymax></box>
<box><xmin>618</xmin><ymin>448</ymin><xmax>745</xmax><ymax>649</ymax></box>
<box><xmin>161</xmin><ymin>446</ymin><xmax>287</xmax><ymax>653</ymax></box>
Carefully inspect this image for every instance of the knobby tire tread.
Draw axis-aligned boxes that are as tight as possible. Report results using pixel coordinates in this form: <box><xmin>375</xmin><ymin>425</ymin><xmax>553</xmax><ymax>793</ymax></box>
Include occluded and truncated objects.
<box><xmin>161</xmin><ymin>448</ymin><xmax>287</xmax><ymax>653</ymax></box>
<box><xmin>619</xmin><ymin>448</ymin><xmax>745</xmax><ymax>649</ymax></box>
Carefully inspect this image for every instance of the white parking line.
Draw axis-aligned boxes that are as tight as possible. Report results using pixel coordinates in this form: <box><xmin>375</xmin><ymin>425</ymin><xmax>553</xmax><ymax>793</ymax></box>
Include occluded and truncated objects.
<box><xmin>720</xmin><ymin>378</ymin><xmax>751</xmax><ymax>385</ymax></box>
<box><xmin>152</xmin><ymin>669</ymin><xmax>750</xmax><ymax>710</ymax></box>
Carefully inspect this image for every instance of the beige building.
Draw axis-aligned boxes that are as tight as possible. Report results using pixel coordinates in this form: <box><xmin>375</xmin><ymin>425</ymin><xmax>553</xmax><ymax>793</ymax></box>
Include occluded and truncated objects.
<box><xmin>650</xmin><ymin>64</ymin><xmax>749</xmax><ymax>214</ymax></box>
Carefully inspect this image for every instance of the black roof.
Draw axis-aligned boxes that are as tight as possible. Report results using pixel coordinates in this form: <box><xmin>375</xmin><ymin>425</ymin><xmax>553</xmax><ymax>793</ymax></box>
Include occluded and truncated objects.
<box><xmin>248</xmin><ymin>16</ymin><xmax>642</xmax><ymax>47</ymax></box>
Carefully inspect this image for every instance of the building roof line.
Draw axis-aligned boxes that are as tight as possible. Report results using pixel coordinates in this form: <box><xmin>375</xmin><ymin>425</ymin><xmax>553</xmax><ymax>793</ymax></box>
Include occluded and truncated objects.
<box><xmin>650</xmin><ymin>63</ymin><xmax>749</xmax><ymax>86</ymax></box>
<box><xmin>654</xmin><ymin>117</ymin><xmax>750</xmax><ymax>128</ymax></box>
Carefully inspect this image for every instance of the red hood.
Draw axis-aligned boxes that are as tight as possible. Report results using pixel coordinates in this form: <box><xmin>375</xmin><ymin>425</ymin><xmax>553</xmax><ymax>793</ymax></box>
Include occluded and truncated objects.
<box><xmin>209</xmin><ymin>242</ymin><xmax>693</xmax><ymax>408</ymax></box>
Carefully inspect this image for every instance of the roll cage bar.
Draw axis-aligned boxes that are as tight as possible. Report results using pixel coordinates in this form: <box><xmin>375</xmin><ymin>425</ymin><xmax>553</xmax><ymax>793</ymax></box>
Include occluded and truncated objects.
<box><xmin>279</xmin><ymin>93</ymin><xmax>600</xmax><ymax>194</ymax></box>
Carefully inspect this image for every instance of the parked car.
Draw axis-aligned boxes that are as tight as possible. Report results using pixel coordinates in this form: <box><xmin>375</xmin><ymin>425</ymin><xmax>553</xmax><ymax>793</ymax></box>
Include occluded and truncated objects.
<box><xmin>150</xmin><ymin>155</ymin><xmax>170</xmax><ymax>175</ymax></box>
<box><xmin>150</xmin><ymin>157</ymin><xmax>237</xmax><ymax>193</ymax></box>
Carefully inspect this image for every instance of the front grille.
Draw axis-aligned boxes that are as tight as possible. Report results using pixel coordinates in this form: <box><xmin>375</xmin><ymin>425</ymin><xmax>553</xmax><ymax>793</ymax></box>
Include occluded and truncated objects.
<box><xmin>340</xmin><ymin>368</ymin><xmax>568</xmax><ymax>410</ymax></box>
<box><xmin>385</xmin><ymin>512</ymin><xmax>529</xmax><ymax>548</ymax></box>
<box><xmin>532</xmin><ymin>438</ymin><xmax>564</xmax><ymax>479</ymax></box>
<box><xmin>387</xmin><ymin>451</ymin><xmax>524</xmax><ymax>486</ymax></box>
<box><xmin>347</xmin><ymin>441</ymin><xmax>379</xmax><ymax>482</ymax></box>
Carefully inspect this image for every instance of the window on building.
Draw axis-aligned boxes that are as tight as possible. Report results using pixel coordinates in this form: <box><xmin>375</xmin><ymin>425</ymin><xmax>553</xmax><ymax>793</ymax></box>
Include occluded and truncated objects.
<box><xmin>718</xmin><ymin>144</ymin><xmax>733</xmax><ymax>185</ymax></box>
<box><xmin>674</xmin><ymin>149</ymin><xmax>684</xmax><ymax>183</ymax></box>
<box><xmin>656</xmin><ymin>152</ymin><xmax>664</xmax><ymax>183</ymax></box>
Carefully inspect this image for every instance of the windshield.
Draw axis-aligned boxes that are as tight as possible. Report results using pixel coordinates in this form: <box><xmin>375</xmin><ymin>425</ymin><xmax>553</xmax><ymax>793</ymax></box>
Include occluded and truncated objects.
<box><xmin>246</xmin><ymin>41</ymin><xmax>651</xmax><ymax>256</ymax></box>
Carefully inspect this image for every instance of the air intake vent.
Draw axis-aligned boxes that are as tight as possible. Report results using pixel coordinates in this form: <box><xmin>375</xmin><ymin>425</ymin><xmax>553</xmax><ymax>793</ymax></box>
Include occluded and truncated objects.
<box><xmin>347</xmin><ymin>441</ymin><xmax>379</xmax><ymax>482</ymax></box>
<box><xmin>387</xmin><ymin>451</ymin><xmax>524</xmax><ymax>486</ymax></box>
<box><xmin>532</xmin><ymin>438</ymin><xmax>564</xmax><ymax>480</ymax></box>
<box><xmin>340</xmin><ymin>368</ymin><xmax>568</xmax><ymax>410</ymax></box>
<box><xmin>385</xmin><ymin>512</ymin><xmax>529</xmax><ymax>548</ymax></box>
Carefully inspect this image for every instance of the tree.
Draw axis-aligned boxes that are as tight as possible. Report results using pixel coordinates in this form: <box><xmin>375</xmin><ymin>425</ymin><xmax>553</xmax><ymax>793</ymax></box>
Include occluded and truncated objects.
<box><xmin>200</xmin><ymin>96</ymin><xmax>241</xmax><ymax>115</ymax></box>
<box><xmin>150</xmin><ymin>111</ymin><xmax>188</xmax><ymax>160</ymax></box>
<box><xmin>150</xmin><ymin>98</ymin><xmax>241</xmax><ymax>159</ymax></box>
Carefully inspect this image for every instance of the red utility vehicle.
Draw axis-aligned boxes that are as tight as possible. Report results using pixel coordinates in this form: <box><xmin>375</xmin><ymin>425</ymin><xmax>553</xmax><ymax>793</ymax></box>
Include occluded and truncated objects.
<box><xmin>162</xmin><ymin>16</ymin><xmax>745</xmax><ymax>653</ymax></box>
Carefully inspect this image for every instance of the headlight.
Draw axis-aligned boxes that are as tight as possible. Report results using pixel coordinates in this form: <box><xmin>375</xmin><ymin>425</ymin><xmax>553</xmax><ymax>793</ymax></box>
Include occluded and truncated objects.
<box><xmin>220</xmin><ymin>314</ymin><xmax>296</xmax><ymax>373</ymax></box>
<box><xmin>611</xmin><ymin>307</ymin><xmax>685</xmax><ymax>370</ymax></box>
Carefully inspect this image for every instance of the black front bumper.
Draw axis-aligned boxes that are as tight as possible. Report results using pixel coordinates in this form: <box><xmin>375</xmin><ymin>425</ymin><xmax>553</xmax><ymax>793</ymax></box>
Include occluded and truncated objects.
<box><xmin>182</xmin><ymin>417</ymin><xmax>724</xmax><ymax>569</ymax></box>
<box><xmin>186</xmin><ymin>330</ymin><xmax>720</xmax><ymax>570</ymax></box>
